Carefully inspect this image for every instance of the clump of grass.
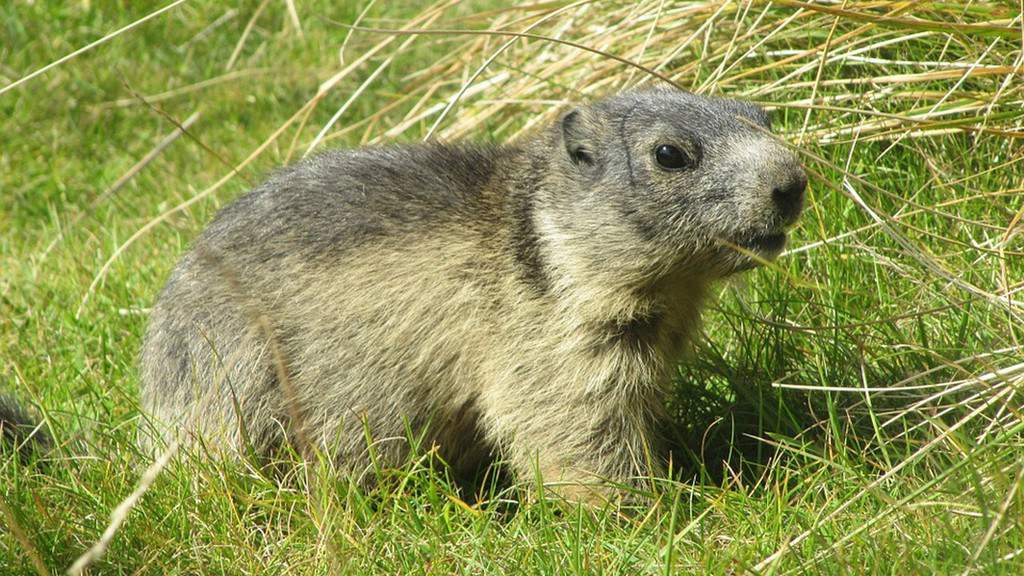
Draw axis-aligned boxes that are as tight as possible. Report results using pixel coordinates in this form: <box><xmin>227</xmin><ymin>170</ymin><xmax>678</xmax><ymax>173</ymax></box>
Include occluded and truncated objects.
<box><xmin>1</xmin><ymin>1</ymin><xmax>1022</xmax><ymax>574</ymax></box>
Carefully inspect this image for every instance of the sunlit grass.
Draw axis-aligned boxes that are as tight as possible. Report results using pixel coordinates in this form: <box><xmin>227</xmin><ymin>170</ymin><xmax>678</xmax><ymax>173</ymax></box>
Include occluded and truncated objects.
<box><xmin>1</xmin><ymin>1</ymin><xmax>1022</xmax><ymax>574</ymax></box>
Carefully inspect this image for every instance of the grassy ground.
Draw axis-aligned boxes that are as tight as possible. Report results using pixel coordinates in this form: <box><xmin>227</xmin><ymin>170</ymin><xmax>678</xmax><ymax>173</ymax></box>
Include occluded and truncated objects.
<box><xmin>2</xmin><ymin>1</ymin><xmax>1023</xmax><ymax>574</ymax></box>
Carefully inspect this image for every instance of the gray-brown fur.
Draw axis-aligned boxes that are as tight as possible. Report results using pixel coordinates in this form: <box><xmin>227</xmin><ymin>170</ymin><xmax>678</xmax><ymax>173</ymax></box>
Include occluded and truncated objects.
<box><xmin>139</xmin><ymin>88</ymin><xmax>806</xmax><ymax>498</ymax></box>
<box><xmin>0</xmin><ymin>395</ymin><xmax>51</xmax><ymax>460</ymax></box>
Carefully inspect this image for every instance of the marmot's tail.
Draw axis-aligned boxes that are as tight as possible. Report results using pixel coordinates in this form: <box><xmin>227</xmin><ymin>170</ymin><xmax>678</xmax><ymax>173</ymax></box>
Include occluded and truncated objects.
<box><xmin>0</xmin><ymin>395</ymin><xmax>52</xmax><ymax>459</ymax></box>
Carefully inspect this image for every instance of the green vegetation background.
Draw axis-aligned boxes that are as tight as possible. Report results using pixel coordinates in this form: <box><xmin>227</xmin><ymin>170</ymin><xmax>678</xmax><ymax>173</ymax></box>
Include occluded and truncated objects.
<box><xmin>2</xmin><ymin>1</ymin><xmax>1022</xmax><ymax>574</ymax></box>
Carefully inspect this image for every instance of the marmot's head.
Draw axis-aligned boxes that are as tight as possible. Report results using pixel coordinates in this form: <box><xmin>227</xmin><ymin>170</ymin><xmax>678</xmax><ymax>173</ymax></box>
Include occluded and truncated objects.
<box><xmin>541</xmin><ymin>88</ymin><xmax>805</xmax><ymax>283</ymax></box>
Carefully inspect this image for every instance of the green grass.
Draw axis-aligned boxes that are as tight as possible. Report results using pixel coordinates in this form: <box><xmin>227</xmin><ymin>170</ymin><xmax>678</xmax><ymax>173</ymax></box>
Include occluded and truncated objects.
<box><xmin>2</xmin><ymin>0</ymin><xmax>1023</xmax><ymax>574</ymax></box>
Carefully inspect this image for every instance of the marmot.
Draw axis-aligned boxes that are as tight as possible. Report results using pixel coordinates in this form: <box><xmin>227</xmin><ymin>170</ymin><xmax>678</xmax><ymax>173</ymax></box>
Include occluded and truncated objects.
<box><xmin>138</xmin><ymin>88</ymin><xmax>806</xmax><ymax>498</ymax></box>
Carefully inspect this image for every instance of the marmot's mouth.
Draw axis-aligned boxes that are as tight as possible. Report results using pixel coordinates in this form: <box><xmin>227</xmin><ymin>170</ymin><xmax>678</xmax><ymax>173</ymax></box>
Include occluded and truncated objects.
<box><xmin>742</xmin><ymin>231</ymin><xmax>787</xmax><ymax>253</ymax></box>
<box><xmin>716</xmin><ymin>231</ymin><xmax>789</xmax><ymax>272</ymax></box>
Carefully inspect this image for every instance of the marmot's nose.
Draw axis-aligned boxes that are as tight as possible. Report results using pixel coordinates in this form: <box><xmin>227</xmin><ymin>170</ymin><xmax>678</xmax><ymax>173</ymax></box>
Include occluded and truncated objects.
<box><xmin>772</xmin><ymin>169</ymin><xmax>807</xmax><ymax>223</ymax></box>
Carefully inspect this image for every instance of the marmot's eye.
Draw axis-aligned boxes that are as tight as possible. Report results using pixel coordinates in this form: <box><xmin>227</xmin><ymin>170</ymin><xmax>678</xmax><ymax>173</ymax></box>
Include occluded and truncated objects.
<box><xmin>654</xmin><ymin>144</ymin><xmax>693</xmax><ymax>171</ymax></box>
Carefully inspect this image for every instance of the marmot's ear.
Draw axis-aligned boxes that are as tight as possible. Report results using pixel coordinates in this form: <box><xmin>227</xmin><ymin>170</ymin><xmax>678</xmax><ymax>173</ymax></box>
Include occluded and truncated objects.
<box><xmin>561</xmin><ymin>108</ymin><xmax>596</xmax><ymax>167</ymax></box>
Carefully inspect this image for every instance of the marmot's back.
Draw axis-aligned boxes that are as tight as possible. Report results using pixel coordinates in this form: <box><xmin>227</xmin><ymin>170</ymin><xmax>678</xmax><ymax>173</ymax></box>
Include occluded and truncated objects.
<box><xmin>198</xmin><ymin>143</ymin><xmax>503</xmax><ymax>263</ymax></box>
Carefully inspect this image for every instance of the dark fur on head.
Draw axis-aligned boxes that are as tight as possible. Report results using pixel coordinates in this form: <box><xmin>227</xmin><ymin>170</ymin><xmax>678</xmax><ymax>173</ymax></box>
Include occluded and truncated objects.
<box><xmin>534</xmin><ymin>88</ymin><xmax>805</xmax><ymax>297</ymax></box>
